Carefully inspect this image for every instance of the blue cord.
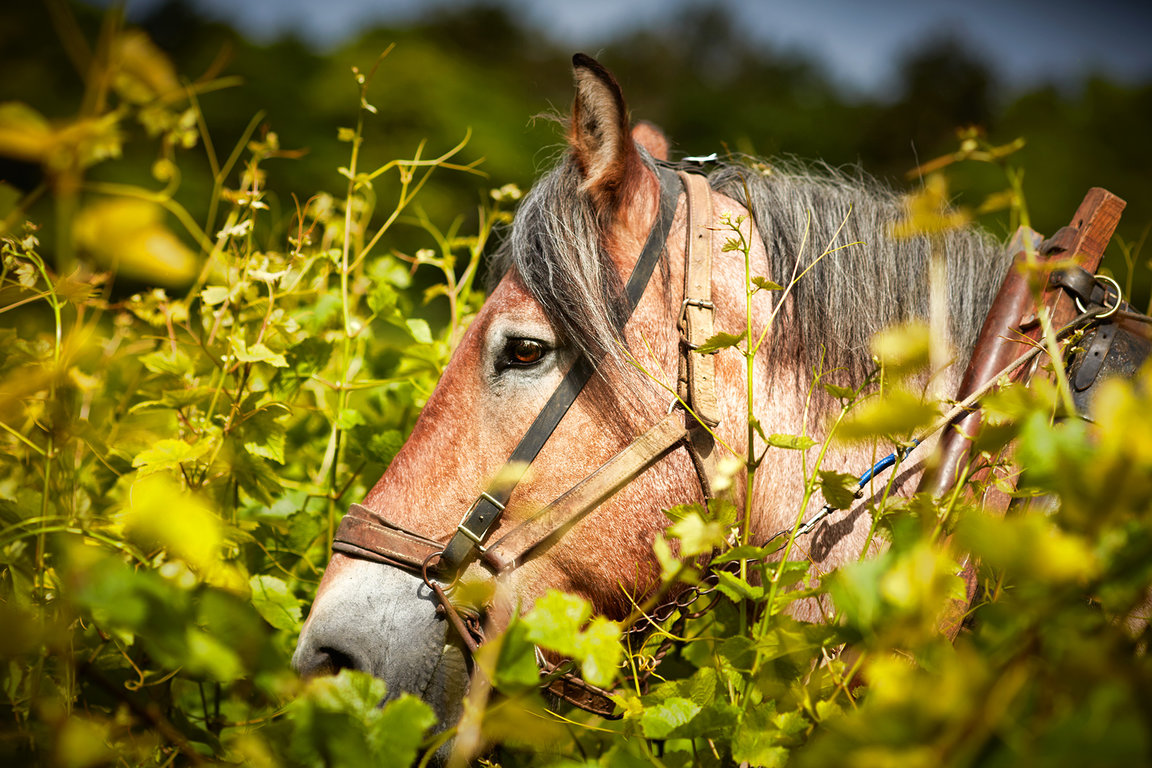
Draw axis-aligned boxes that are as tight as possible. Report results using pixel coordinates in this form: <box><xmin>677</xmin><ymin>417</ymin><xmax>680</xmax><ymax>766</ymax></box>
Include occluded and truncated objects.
<box><xmin>857</xmin><ymin>440</ymin><xmax>920</xmax><ymax>487</ymax></box>
<box><xmin>768</xmin><ymin>439</ymin><xmax>922</xmax><ymax>547</ymax></box>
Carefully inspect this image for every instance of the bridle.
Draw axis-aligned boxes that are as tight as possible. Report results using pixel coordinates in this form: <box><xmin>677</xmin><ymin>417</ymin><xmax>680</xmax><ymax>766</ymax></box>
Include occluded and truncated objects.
<box><xmin>330</xmin><ymin>165</ymin><xmax>724</xmax><ymax>710</ymax></box>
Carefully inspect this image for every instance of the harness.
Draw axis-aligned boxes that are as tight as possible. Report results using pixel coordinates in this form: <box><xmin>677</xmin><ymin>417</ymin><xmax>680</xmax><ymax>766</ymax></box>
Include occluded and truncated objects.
<box><xmin>328</xmin><ymin>167</ymin><xmax>1151</xmax><ymax>716</ymax></box>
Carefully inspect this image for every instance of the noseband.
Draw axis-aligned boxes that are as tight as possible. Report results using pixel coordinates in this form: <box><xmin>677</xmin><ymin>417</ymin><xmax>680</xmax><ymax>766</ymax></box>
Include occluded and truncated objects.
<box><xmin>331</xmin><ymin>166</ymin><xmax>723</xmax><ymax>705</ymax></box>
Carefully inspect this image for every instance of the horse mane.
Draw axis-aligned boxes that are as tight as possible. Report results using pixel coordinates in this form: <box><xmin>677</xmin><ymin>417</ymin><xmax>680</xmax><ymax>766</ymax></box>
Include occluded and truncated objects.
<box><xmin>707</xmin><ymin>158</ymin><xmax>1012</xmax><ymax>385</ymax></box>
<box><xmin>491</xmin><ymin>152</ymin><xmax>1012</xmax><ymax>391</ymax></box>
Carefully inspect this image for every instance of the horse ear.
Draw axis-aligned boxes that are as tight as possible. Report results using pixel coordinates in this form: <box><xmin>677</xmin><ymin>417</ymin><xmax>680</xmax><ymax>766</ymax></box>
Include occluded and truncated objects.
<box><xmin>569</xmin><ymin>53</ymin><xmax>642</xmax><ymax>205</ymax></box>
<box><xmin>632</xmin><ymin>121</ymin><xmax>669</xmax><ymax>161</ymax></box>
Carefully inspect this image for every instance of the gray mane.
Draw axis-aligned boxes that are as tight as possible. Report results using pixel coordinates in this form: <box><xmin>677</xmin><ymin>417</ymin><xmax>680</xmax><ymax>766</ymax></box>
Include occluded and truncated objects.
<box><xmin>708</xmin><ymin>159</ymin><xmax>1011</xmax><ymax>383</ymax></box>
<box><xmin>491</xmin><ymin>153</ymin><xmax>1012</xmax><ymax>388</ymax></box>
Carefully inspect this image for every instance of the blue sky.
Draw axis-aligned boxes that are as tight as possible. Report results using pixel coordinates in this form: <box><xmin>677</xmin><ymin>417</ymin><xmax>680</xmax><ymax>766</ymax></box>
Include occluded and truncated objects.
<box><xmin>110</xmin><ymin>0</ymin><xmax>1152</xmax><ymax>96</ymax></box>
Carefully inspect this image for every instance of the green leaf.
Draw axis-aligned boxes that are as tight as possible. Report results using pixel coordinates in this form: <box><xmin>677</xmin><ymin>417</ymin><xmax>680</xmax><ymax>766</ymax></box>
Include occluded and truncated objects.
<box><xmin>818</xmin><ymin>470</ymin><xmax>859</xmax><ymax>510</ymax></box>
<box><xmin>185</xmin><ymin>627</ymin><xmax>243</xmax><ymax>681</ymax></box>
<box><xmin>405</xmin><ymin>318</ymin><xmax>433</xmax><ymax>345</ymax></box>
<box><xmin>767</xmin><ymin>433</ymin><xmax>818</xmax><ymax>451</ymax></box>
<box><xmin>249</xmin><ymin>574</ymin><xmax>303</xmax><ymax>632</ymax></box>
<box><xmin>491</xmin><ymin>620</ymin><xmax>540</xmax><ymax>691</ymax></box>
<box><xmin>238</xmin><ymin>403</ymin><xmax>289</xmax><ymax>464</ymax></box>
<box><xmin>711</xmin><ymin>545</ymin><xmax>770</xmax><ymax>564</ymax></box>
<box><xmin>732</xmin><ymin>702</ymin><xmax>791</xmax><ymax>767</ymax></box>
<box><xmin>827</xmin><ymin>555</ymin><xmax>888</xmax><ymax>635</ymax></box>
<box><xmin>695</xmin><ymin>331</ymin><xmax>743</xmax><ymax>355</ymax></box>
<box><xmin>837</xmin><ymin>388</ymin><xmax>938</xmax><ymax>442</ymax></box>
<box><xmin>823</xmin><ymin>381</ymin><xmax>857</xmax><ymax>401</ymax></box>
<box><xmin>369</xmin><ymin>696</ymin><xmax>437</xmax><ymax>766</ymax></box>
<box><xmin>522</xmin><ymin>591</ymin><xmax>591</xmax><ymax>657</ymax></box>
<box><xmin>714</xmin><ymin>570</ymin><xmax>765</xmax><ymax>602</ymax></box>
<box><xmin>336</xmin><ymin>408</ymin><xmax>367</xmax><ymax>430</ymax></box>
<box><xmin>752</xmin><ymin>276</ymin><xmax>783</xmax><ymax>291</ymax></box>
<box><xmin>578</xmin><ymin>616</ymin><xmax>622</xmax><ymax>688</ymax></box>
<box><xmin>639</xmin><ymin>697</ymin><xmax>701</xmax><ymax>739</ymax></box>
<box><xmin>139</xmin><ymin>347</ymin><xmax>194</xmax><ymax>375</ymax></box>
<box><xmin>367</xmin><ymin>282</ymin><xmax>398</xmax><ymax>316</ymax></box>
<box><xmin>200</xmin><ymin>285</ymin><xmax>230</xmax><ymax>306</ymax></box>
<box><xmin>131</xmin><ymin>438</ymin><xmax>210</xmax><ymax>473</ymax></box>
<box><xmin>870</xmin><ymin>321</ymin><xmax>931</xmax><ymax>376</ymax></box>
<box><xmin>232</xmin><ymin>337</ymin><xmax>288</xmax><ymax>367</ymax></box>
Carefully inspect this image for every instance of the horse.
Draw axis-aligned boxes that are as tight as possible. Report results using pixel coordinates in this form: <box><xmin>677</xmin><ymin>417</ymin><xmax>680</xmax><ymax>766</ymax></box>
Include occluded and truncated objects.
<box><xmin>292</xmin><ymin>53</ymin><xmax>1013</xmax><ymax>731</ymax></box>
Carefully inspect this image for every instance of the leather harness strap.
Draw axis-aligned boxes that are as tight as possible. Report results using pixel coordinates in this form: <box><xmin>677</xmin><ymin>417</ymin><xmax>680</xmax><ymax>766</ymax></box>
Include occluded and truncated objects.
<box><xmin>484</xmin><ymin>411</ymin><xmax>693</xmax><ymax>571</ymax></box>
<box><xmin>927</xmin><ymin>187</ymin><xmax>1127</xmax><ymax>640</ymax></box>
<box><xmin>677</xmin><ymin>171</ymin><xmax>721</xmax><ymax>430</ymax></box>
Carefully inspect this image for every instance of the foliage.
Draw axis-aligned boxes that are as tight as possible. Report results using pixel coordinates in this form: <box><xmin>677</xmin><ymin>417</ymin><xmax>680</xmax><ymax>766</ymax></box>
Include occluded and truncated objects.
<box><xmin>3</xmin><ymin>9</ymin><xmax>1152</xmax><ymax>768</ymax></box>
<box><xmin>0</xmin><ymin>17</ymin><xmax>499</xmax><ymax>767</ymax></box>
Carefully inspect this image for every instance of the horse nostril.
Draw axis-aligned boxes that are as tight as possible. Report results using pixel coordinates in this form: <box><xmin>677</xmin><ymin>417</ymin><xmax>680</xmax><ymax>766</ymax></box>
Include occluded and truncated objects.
<box><xmin>295</xmin><ymin>643</ymin><xmax>362</xmax><ymax>679</ymax></box>
<box><xmin>318</xmin><ymin>646</ymin><xmax>357</xmax><ymax>675</ymax></box>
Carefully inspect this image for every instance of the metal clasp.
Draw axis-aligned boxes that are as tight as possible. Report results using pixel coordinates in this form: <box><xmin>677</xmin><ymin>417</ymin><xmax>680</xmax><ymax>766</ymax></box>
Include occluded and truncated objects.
<box><xmin>455</xmin><ymin>491</ymin><xmax>506</xmax><ymax>553</ymax></box>
<box><xmin>1074</xmin><ymin>274</ymin><xmax>1123</xmax><ymax>319</ymax></box>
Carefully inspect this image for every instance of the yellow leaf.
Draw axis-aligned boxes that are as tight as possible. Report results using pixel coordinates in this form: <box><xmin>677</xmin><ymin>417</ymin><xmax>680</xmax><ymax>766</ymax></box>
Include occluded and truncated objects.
<box><xmin>0</xmin><ymin>102</ymin><xmax>53</xmax><ymax>163</ymax></box>
<box><xmin>122</xmin><ymin>474</ymin><xmax>244</xmax><ymax>590</ymax></box>
<box><xmin>73</xmin><ymin>199</ymin><xmax>198</xmax><ymax>287</ymax></box>
<box><xmin>890</xmin><ymin>173</ymin><xmax>971</xmax><ymax>239</ymax></box>
<box><xmin>870</xmin><ymin>321</ymin><xmax>931</xmax><ymax>377</ymax></box>
<box><xmin>112</xmin><ymin>30</ymin><xmax>180</xmax><ymax>102</ymax></box>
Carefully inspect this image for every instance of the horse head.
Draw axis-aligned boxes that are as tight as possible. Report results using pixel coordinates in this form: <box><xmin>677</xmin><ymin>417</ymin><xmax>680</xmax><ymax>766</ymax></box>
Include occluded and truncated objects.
<box><xmin>293</xmin><ymin>52</ymin><xmax>1009</xmax><ymax>737</ymax></box>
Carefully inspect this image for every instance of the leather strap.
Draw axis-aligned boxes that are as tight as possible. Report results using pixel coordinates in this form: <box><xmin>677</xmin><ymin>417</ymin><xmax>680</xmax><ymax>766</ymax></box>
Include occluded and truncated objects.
<box><xmin>677</xmin><ymin>171</ymin><xmax>721</xmax><ymax>429</ymax></box>
<box><xmin>485</xmin><ymin>411</ymin><xmax>692</xmax><ymax>571</ymax></box>
<box><xmin>333</xmin><ymin>505</ymin><xmax>445</xmax><ymax>569</ymax></box>
<box><xmin>437</xmin><ymin>165</ymin><xmax>684</xmax><ymax>571</ymax></box>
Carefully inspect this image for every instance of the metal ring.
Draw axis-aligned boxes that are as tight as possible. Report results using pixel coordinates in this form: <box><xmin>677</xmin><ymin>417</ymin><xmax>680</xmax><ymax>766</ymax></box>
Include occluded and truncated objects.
<box><xmin>1075</xmin><ymin>274</ymin><xmax>1123</xmax><ymax>319</ymax></box>
<box><xmin>422</xmin><ymin>549</ymin><xmax>462</xmax><ymax>591</ymax></box>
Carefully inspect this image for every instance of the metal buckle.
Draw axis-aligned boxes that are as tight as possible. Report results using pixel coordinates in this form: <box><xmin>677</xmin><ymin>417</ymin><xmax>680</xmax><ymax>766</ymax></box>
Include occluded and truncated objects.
<box><xmin>678</xmin><ymin>296</ymin><xmax>714</xmax><ymax>330</ymax></box>
<box><xmin>454</xmin><ymin>491</ymin><xmax>506</xmax><ymax>553</ymax></box>
<box><xmin>1074</xmin><ymin>274</ymin><xmax>1122</xmax><ymax>319</ymax></box>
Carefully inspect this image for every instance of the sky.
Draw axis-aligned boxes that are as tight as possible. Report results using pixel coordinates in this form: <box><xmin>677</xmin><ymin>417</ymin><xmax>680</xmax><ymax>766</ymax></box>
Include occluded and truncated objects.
<box><xmin>109</xmin><ymin>0</ymin><xmax>1152</xmax><ymax>96</ymax></box>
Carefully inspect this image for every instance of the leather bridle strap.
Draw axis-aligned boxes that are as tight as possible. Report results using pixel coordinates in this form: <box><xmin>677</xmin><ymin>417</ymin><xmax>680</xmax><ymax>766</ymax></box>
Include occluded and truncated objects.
<box><xmin>481</xmin><ymin>172</ymin><xmax>725</xmax><ymax>568</ymax></box>
<box><xmin>436</xmin><ymin>164</ymin><xmax>684</xmax><ymax>571</ymax></box>
<box><xmin>484</xmin><ymin>411</ymin><xmax>692</xmax><ymax>571</ymax></box>
<box><xmin>332</xmin><ymin>165</ymin><xmax>684</xmax><ymax>573</ymax></box>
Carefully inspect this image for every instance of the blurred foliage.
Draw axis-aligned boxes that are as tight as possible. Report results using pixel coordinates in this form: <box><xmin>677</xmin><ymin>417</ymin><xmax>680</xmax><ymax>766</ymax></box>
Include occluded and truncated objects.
<box><xmin>1</xmin><ymin>2</ymin><xmax>1151</xmax><ymax>767</ymax></box>
<box><xmin>3</xmin><ymin>0</ymin><xmax>1151</xmax><ymax>302</ymax></box>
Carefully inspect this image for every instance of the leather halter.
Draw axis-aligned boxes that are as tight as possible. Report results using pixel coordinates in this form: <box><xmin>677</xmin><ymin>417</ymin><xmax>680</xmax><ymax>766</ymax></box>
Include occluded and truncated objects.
<box><xmin>332</xmin><ymin>165</ymin><xmax>720</xmax><ymax>587</ymax></box>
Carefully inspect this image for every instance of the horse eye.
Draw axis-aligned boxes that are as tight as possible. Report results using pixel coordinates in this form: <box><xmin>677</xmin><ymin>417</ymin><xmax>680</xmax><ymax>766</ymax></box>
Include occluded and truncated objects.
<box><xmin>503</xmin><ymin>338</ymin><xmax>547</xmax><ymax>368</ymax></box>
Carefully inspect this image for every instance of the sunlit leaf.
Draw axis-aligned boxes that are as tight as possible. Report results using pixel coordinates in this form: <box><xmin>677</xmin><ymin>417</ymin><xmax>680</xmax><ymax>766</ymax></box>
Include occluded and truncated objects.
<box><xmin>73</xmin><ymin>199</ymin><xmax>197</xmax><ymax>286</ymax></box>
<box><xmin>767</xmin><ymin>433</ymin><xmax>818</xmax><ymax>451</ymax></box>
<box><xmin>870</xmin><ymin>321</ymin><xmax>931</xmax><ymax>376</ymax></box>
<box><xmin>131</xmin><ymin>437</ymin><xmax>210</xmax><ymax>474</ymax></box>
<box><xmin>111</xmin><ymin>30</ymin><xmax>181</xmax><ymax>102</ymax></box>
<box><xmin>232</xmin><ymin>338</ymin><xmax>289</xmax><ymax>367</ymax></box>
<box><xmin>818</xmin><ymin>470</ymin><xmax>859</xmax><ymax>510</ymax></box>
<box><xmin>667</xmin><ymin>510</ymin><xmax>726</xmax><ymax>557</ymax></box>
<box><xmin>639</xmin><ymin>697</ymin><xmax>701</xmax><ymax>739</ymax></box>
<box><xmin>837</xmin><ymin>388</ymin><xmax>938</xmax><ymax>442</ymax></box>
<box><xmin>695</xmin><ymin>331</ymin><xmax>743</xmax><ymax>355</ymax></box>
<box><xmin>752</xmin><ymin>276</ymin><xmax>783</xmax><ymax>291</ymax></box>
<box><xmin>522</xmin><ymin>590</ymin><xmax>590</xmax><ymax>658</ymax></box>
<box><xmin>249</xmin><ymin>574</ymin><xmax>303</xmax><ymax>632</ymax></box>
<box><xmin>579</xmin><ymin>616</ymin><xmax>622</xmax><ymax>688</ymax></box>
